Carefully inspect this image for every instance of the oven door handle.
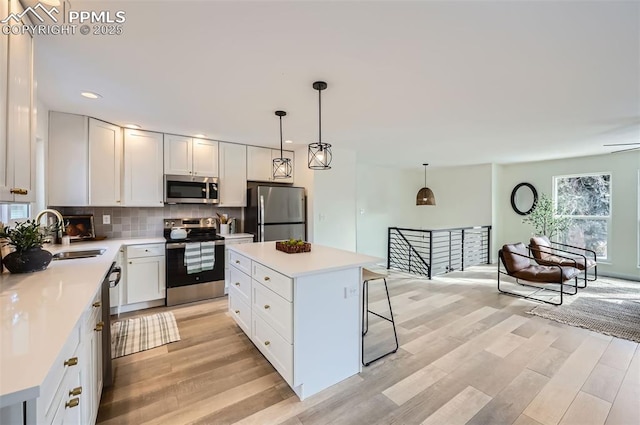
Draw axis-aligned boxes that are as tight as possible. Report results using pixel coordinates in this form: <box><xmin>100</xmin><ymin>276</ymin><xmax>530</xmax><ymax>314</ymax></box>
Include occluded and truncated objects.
<box><xmin>166</xmin><ymin>241</ymin><xmax>225</xmax><ymax>249</ymax></box>
<box><xmin>109</xmin><ymin>266</ymin><xmax>122</xmax><ymax>288</ymax></box>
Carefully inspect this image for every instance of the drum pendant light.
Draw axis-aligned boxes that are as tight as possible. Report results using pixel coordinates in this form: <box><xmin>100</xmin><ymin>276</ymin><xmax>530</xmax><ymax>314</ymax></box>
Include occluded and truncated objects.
<box><xmin>416</xmin><ymin>163</ymin><xmax>436</xmax><ymax>206</ymax></box>
<box><xmin>273</xmin><ymin>111</ymin><xmax>292</xmax><ymax>179</ymax></box>
<box><xmin>308</xmin><ymin>81</ymin><xmax>333</xmax><ymax>170</ymax></box>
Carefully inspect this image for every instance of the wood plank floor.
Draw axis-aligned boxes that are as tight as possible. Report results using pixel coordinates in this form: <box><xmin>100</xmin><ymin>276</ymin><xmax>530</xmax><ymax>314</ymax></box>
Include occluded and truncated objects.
<box><xmin>97</xmin><ymin>266</ymin><xmax>640</xmax><ymax>425</ymax></box>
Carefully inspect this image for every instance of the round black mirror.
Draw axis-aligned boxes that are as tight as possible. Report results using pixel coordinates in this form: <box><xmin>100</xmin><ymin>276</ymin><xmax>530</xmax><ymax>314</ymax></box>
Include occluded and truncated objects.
<box><xmin>510</xmin><ymin>183</ymin><xmax>538</xmax><ymax>215</ymax></box>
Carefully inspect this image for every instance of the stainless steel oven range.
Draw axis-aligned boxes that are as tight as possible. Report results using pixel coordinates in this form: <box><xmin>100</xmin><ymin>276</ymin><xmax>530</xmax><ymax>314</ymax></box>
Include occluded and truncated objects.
<box><xmin>164</xmin><ymin>217</ymin><xmax>225</xmax><ymax>306</ymax></box>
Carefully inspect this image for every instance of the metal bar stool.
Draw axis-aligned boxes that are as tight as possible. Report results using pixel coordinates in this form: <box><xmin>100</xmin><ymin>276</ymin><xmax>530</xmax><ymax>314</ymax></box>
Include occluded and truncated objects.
<box><xmin>362</xmin><ymin>268</ymin><xmax>399</xmax><ymax>366</ymax></box>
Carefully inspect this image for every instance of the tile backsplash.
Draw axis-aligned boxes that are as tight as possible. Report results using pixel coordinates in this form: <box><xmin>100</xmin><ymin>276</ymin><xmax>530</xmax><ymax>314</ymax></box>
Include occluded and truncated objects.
<box><xmin>51</xmin><ymin>205</ymin><xmax>243</xmax><ymax>239</ymax></box>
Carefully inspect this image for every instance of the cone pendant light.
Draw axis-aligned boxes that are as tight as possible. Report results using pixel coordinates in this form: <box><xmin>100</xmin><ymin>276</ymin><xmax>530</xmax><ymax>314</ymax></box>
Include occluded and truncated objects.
<box><xmin>416</xmin><ymin>163</ymin><xmax>436</xmax><ymax>206</ymax></box>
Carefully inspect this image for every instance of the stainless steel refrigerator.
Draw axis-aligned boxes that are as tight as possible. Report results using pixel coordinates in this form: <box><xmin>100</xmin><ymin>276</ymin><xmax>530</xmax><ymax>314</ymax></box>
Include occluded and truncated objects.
<box><xmin>245</xmin><ymin>184</ymin><xmax>306</xmax><ymax>242</ymax></box>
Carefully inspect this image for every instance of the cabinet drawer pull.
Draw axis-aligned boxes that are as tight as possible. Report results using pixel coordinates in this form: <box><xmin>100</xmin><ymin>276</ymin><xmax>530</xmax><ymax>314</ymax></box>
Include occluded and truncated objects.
<box><xmin>95</xmin><ymin>321</ymin><xmax>104</xmax><ymax>331</ymax></box>
<box><xmin>264</xmin><ymin>304</ymin><xmax>270</xmax><ymax>310</ymax></box>
<box><xmin>69</xmin><ymin>387</ymin><xmax>82</xmax><ymax>396</ymax></box>
<box><xmin>234</xmin><ymin>309</ymin><xmax>240</xmax><ymax>314</ymax></box>
<box><xmin>235</xmin><ymin>260</ymin><xmax>240</xmax><ymax>264</ymax></box>
<box><xmin>264</xmin><ymin>276</ymin><xmax>270</xmax><ymax>281</ymax></box>
<box><xmin>64</xmin><ymin>357</ymin><xmax>78</xmax><ymax>367</ymax></box>
<box><xmin>92</xmin><ymin>301</ymin><xmax>101</xmax><ymax>308</ymax></box>
<box><xmin>264</xmin><ymin>341</ymin><xmax>270</xmax><ymax>346</ymax></box>
<box><xmin>65</xmin><ymin>398</ymin><xmax>80</xmax><ymax>409</ymax></box>
<box><xmin>9</xmin><ymin>188</ymin><xmax>28</xmax><ymax>195</ymax></box>
<box><xmin>234</xmin><ymin>282</ymin><xmax>240</xmax><ymax>286</ymax></box>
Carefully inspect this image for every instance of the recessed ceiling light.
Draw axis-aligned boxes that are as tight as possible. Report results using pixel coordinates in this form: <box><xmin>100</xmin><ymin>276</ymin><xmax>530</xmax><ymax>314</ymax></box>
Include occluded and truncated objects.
<box><xmin>81</xmin><ymin>91</ymin><xmax>101</xmax><ymax>99</ymax></box>
<box><xmin>194</xmin><ymin>134</ymin><xmax>206</xmax><ymax>138</ymax></box>
<box><xmin>285</xmin><ymin>140</ymin><xmax>293</xmax><ymax>144</ymax></box>
<box><xmin>124</xmin><ymin>124</ymin><xmax>141</xmax><ymax>129</ymax></box>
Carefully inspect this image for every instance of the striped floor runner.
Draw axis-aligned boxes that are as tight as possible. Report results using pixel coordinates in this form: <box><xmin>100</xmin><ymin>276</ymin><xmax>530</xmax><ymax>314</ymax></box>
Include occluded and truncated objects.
<box><xmin>111</xmin><ymin>312</ymin><xmax>181</xmax><ymax>358</ymax></box>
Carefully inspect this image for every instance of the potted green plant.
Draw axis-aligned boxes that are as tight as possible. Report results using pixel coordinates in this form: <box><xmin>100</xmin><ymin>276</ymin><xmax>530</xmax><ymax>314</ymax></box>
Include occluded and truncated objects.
<box><xmin>0</xmin><ymin>220</ymin><xmax>59</xmax><ymax>273</ymax></box>
<box><xmin>522</xmin><ymin>194</ymin><xmax>570</xmax><ymax>239</ymax></box>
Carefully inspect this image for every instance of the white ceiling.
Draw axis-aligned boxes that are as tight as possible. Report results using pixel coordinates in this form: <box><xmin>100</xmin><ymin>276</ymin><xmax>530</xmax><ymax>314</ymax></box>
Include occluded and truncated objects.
<box><xmin>34</xmin><ymin>0</ymin><xmax>640</xmax><ymax>168</ymax></box>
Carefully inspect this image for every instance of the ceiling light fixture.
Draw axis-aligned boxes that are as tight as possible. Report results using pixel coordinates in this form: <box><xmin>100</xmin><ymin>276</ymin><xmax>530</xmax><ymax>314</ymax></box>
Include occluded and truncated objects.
<box><xmin>193</xmin><ymin>134</ymin><xmax>206</xmax><ymax>138</ymax></box>
<box><xmin>308</xmin><ymin>81</ymin><xmax>332</xmax><ymax>170</ymax></box>
<box><xmin>81</xmin><ymin>91</ymin><xmax>101</xmax><ymax>99</ymax></box>
<box><xmin>273</xmin><ymin>111</ymin><xmax>292</xmax><ymax>179</ymax></box>
<box><xmin>416</xmin><ymin>163</ymin><xmax>436</xmax><ymax>206</ymax></box>
<box><xmin>124</xmin><ymin>124</ymin><xmax>141</xmax><ymax>129</ymax></box>
<box><xmin>285</xmin><ymin>140</ymin><xmax>293</xmax><ymax>144</ymax></box>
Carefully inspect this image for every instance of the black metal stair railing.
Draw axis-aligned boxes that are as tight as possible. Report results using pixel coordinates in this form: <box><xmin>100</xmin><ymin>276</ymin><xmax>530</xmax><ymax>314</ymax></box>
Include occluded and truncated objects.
<box><xmin>387</xmin><ymin>226</ymin><xmax>492</xmax><ymax>279</ymax></box>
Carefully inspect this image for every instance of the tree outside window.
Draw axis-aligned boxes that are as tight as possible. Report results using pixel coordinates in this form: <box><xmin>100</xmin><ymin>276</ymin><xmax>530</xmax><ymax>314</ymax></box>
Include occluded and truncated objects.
<box><xmin>554</xmin><ymin>173</ymin><xmax>611</xmax><ymax>259</ymax></box>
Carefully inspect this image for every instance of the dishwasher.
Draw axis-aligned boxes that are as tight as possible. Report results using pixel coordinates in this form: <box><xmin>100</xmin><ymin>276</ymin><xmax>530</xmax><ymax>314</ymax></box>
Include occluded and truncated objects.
<box><xmin>101</xmin><ymin>260</ymin><xmax>122</xmax><ymax>388</ymax></box>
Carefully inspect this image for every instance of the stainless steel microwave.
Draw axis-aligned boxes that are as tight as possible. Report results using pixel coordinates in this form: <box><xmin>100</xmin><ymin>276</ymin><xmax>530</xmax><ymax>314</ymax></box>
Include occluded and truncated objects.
<box><xmin>164</xmin><ymin>175</ymin><xmax>219</xmax><ymax>204</ymax></box>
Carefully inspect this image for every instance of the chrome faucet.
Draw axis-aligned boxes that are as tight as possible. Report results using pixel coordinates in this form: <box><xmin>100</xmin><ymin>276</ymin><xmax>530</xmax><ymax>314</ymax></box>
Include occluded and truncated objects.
<box><xmin>35</xmin><ymin>209</ymin><xmax>65</xmax><ymax>244</ymax></box>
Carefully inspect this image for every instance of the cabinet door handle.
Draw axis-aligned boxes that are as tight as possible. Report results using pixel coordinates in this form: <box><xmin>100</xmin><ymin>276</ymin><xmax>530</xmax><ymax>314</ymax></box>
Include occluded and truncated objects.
<box><xmin>235</xmin><ymin>260</ymin><xmax>240</xmax><ymax>264</ymax></box>
<box><xmin>93</xmin><ymin>301</ymin><xmax>101</xmax><ymax>308</ymax></box>
<box><xmin>264</xmin><ymin>276</ymin><xmax>270</xmax><ymax>282</ymax></box>
<box><xmin>234</xmin><ymin>309</ymin><xmax>240</xmax><ymax>314</ymax></box>
<box><xmin>264</xmin><ymin>341</ymin><xmax>270</xmax><ymax>346</ymax></box>
<box><xmin>264</xmin><ymin>304</ymin><xmax>270</xmax><ymax>310</ymax></box>
<box><xmin>234</xmin><ymin>282</ymin><xmax>240</xmax><ymax>286</ymax></box>
<box><xmin>10</xmin><ymin>188</ymin><xmax>28</xmax><ymax>195</ymax></box>
<box><xmin>65</xmin><ymin>398</ymin><xmax>80</xmax><ymax>409</ymax></box>
<box><xmin>69</xmin><ymin>387</ymin><xmax>82</xmax><ymax>396</ymax></box>
<box><xmin>95</xmin><ymin>321</ymin><xmax>104</xmax><ymax>332</ymax></box>
<box><xmin>64</xmin><ymin>357</ymin><xmax>78</xmax><ymax>367</ymax></box>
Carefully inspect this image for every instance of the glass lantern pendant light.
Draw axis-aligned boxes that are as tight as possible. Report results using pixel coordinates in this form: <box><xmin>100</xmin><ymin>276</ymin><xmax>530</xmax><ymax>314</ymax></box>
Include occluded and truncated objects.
<box><xmin>416</xmin><ymin>163</ymin><xmax>436</xmax><ymax>206</ymax></box>
<box><xmin>308</xmin><ymin>81</ymin><xmax>333</xmax><ymax>170</ymax></box>
<box><xmin>273</xmin><ymin>110</ymin><xmax>293</xmax><ymax>179</ymax></box>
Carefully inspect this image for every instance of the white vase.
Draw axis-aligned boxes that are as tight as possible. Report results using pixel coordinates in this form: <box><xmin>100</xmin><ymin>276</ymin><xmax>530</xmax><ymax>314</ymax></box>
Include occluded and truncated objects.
<box><xmin>219</xmin><ymin>223</ymin><xmax>229</xmax><ymax>235</ymax></box>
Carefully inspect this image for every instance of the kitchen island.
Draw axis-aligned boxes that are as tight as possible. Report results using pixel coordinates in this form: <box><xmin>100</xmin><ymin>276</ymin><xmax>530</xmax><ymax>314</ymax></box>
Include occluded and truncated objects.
<box><xmin>226</xmin><ymin>242</ymin><xmax>381</xmax><ymax>400</ymax></box>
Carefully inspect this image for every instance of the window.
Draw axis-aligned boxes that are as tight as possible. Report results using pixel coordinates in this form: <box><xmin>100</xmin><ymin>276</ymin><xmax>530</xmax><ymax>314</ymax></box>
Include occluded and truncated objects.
<box><xmin>554</xmin><ymin>173</ymin><xmax>611</xmax><ymax>260</ymax></box>
<box><xmin>0</xmin><ymin>203</ymin><xmax>31</xmax><ymax>224</ymax></box>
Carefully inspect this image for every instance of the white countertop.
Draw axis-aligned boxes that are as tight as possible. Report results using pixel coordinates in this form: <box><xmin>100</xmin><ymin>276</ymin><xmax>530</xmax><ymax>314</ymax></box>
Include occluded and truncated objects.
<box><xmin>227</xmin><ymin>242</ymin><xmax>382</xmax><ymax>278</ymax></box>
<box><xmin>0</xmin><ymin>237</ymin><xmax>165</xmax><ymax>407</ymax></box>
<box><xmin>220</xmin><ymin>233</ymin><xmax>254</xmax><ymax>240</ymax></box>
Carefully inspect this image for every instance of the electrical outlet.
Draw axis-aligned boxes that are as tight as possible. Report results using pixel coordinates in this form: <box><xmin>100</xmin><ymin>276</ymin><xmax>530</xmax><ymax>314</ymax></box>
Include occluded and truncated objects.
<box><xmin>344</xmin><ymin>284</ymin><xmax>358</xmax><ymax>299</ymax></box>
<box><xmin>102</xmin><ymin>215</ymin><xmax>111</xmax><ymax>225</ymax></box>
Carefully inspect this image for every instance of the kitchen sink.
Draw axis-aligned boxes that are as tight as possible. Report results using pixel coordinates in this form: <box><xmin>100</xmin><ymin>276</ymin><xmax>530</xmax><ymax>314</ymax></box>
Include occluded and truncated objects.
<box><xmin>52</xmin><ymin>249</ymin><xmax>106</xmax><ymax>260</ymax></box>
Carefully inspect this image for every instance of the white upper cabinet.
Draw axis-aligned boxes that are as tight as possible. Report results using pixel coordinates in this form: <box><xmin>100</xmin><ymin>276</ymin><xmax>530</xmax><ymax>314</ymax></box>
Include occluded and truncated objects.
<box><xmin>247</xmin><ymin>145</ymin><xmax>294</xmax><ymax>183</ymax></box>
<box><xmin>163</xmin><ymin>134</ymin><xmax>192</xmax><ymax>175</ymax></box>
<box><xmin>192</xmin><ymin>138</ymin><xmax>218</xmax><ymax>176</ymax></box>
<box><xmin>247</xmin><ymin>146</ymin><xmax>273</xmax><ymax>182</ymax></box>
<box><xmin>123</xmin><ymin>129</ymin><xmax>164</xmax><ymax>207</ymax></box>
<box><xmin>1</xmin><ymin>0</ymin><xmax>34</xmax><ymax>202</ymax></box>
<box><xmin>218</xmin><ymin>142</ymin><xmax>247</xmax><ymax>207</ymax></box>
<box><xmin>48</xmin><ymin>112</ymin><xmax>89</xmax><ymax>206</ymax></box>
<box><xmin>164</xmin><ymin>135</ymin><xmax>218</xmax><ymax>176</ymax></box>
<box><xmin>0</xmin><ymin>0</ymin><xmax>8</xmax><ymax>201</ymax></box>
<box><xmin>89</xmin><ymin>119</ymin><xmax>122</xmax><ymax>206</ymax></box>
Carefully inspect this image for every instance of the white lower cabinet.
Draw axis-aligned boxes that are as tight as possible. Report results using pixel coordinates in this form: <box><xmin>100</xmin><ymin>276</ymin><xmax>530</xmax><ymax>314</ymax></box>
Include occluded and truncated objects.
<box><xmin>224</xmin><ymin>236</ymin><xmax>254</xmax><ymax>293</ymax></box>
<box><xmin>31</xmin><ymin>288</ymin><xmax>103</xmax><ymax>425</ymax></box>
<box><xmin>125</xmin><ymin>243</ymin><xmax>166</xmax><ymax>305</ymax></box>
<box><xmin>227</xmin><ymin>252</ymin><xmax>294</xmax><ymax>386</ymax></box>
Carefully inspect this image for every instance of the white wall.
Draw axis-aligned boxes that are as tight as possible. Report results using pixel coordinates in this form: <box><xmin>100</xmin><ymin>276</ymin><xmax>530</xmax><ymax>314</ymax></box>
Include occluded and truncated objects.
<box><xmin>412</xmin><ymin>163</ymin><xmax>493</xmax><ymax>229</ymax></box>
<box><xmin>355</xmin><ymin>164</ymin><xmax>419</xmax><ymax>258</ymax></box>
<box><xmin>496</xmin><ymin>151</ymin><xmax>640</xmax><ymax>279</ymax></box>
<box><xmin>311</xmin><ymin>148</ymin><xmax>357</xmax><ymax>251</ymax></box>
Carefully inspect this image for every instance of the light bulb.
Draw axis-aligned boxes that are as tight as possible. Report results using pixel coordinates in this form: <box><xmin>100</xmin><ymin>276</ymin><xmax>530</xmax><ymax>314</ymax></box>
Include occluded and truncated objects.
<box><xmin>317</xmin><ymin>152</ymin><xmax>324</xmax><ymax>161</ymax></box>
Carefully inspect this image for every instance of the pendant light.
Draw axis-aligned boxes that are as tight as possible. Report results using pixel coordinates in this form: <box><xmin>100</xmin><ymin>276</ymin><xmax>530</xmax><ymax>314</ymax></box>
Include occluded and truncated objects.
<box><xmin>273</xmin><ymin>110</ymin><xmax>292</xmax><ymax>179</ymax></box>
<box><xmin>416</xmin><ymin>163</ymin><xmax>436</xmax><ymax>206</ymax></box>
<box><xmin>308</xmin><ymin>81</ymin><xmax>333</xmax><ymax>170</ymax></box>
